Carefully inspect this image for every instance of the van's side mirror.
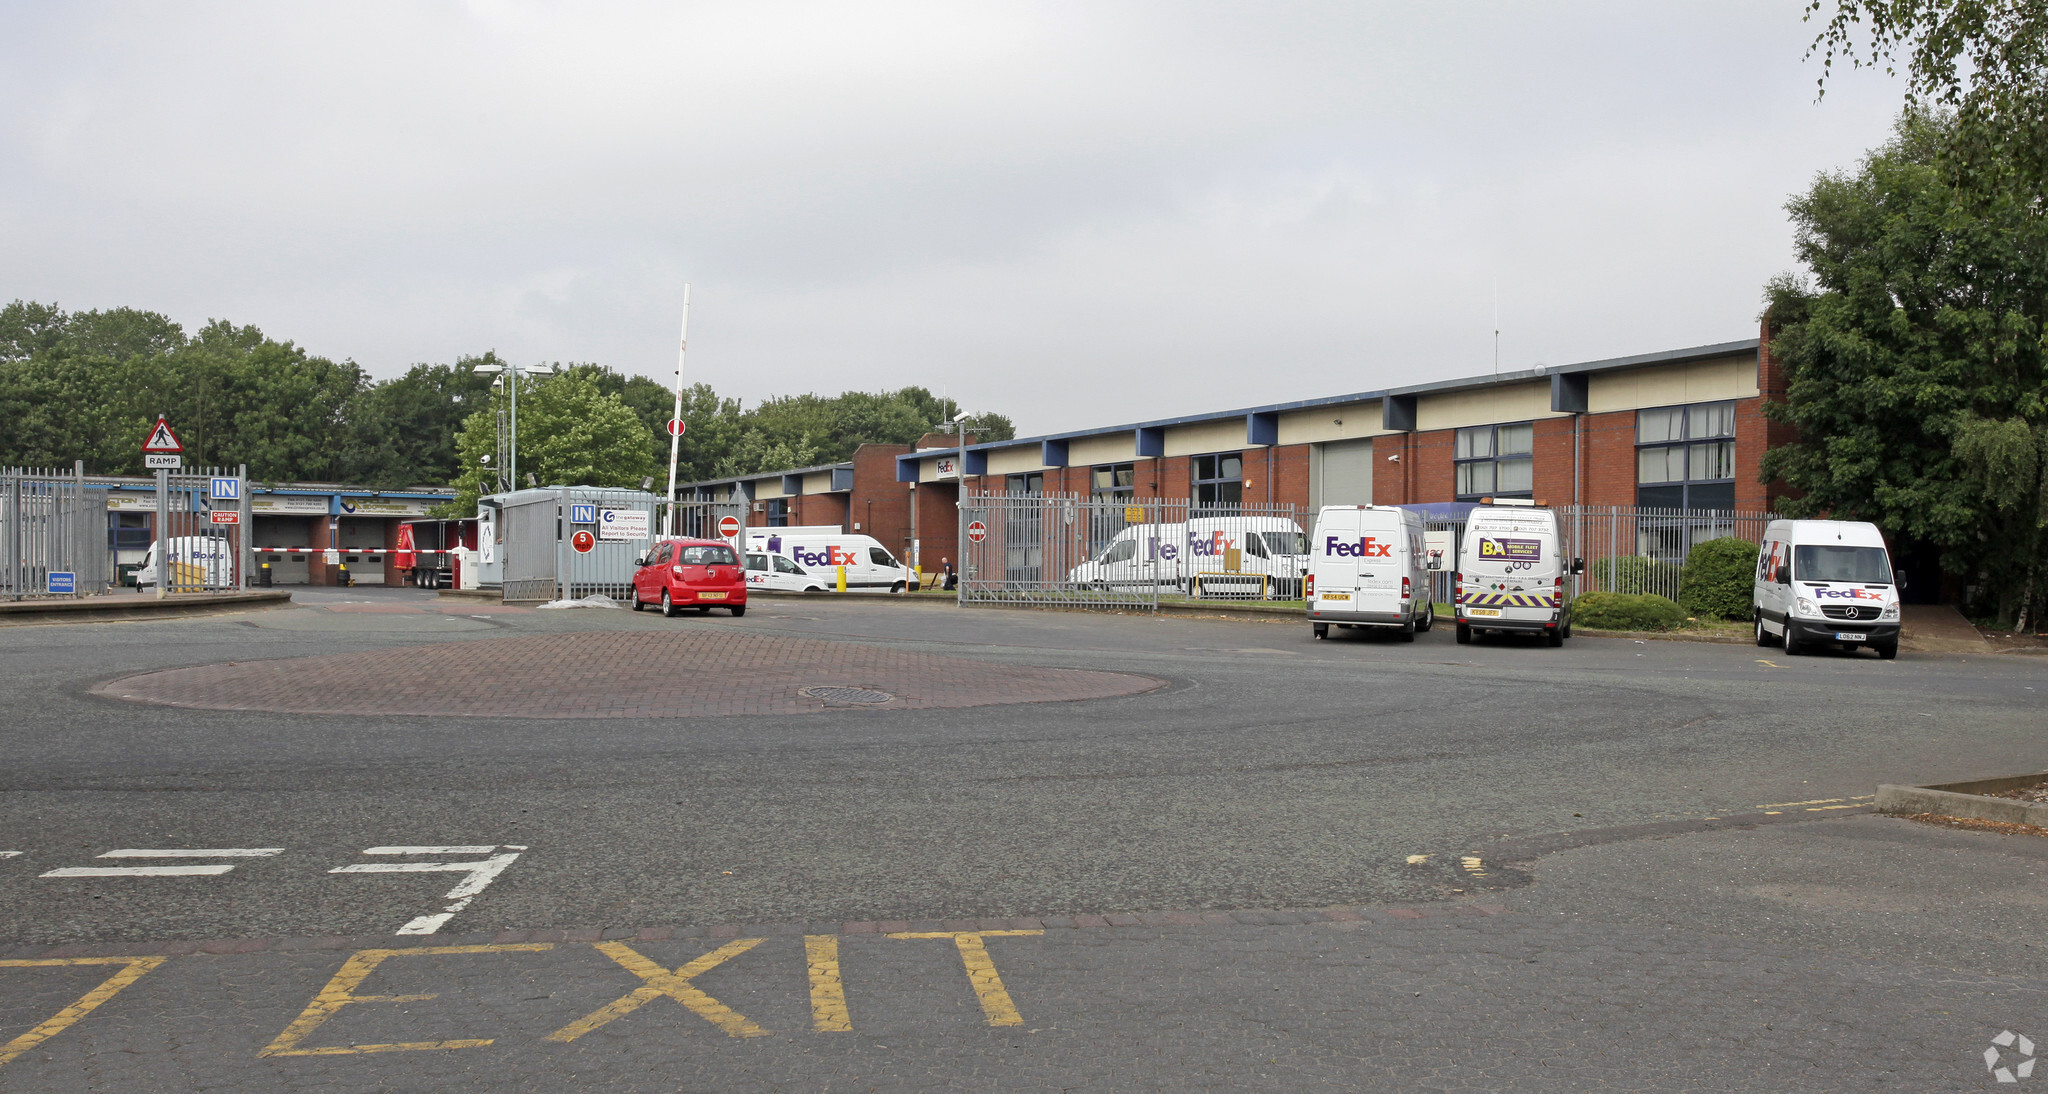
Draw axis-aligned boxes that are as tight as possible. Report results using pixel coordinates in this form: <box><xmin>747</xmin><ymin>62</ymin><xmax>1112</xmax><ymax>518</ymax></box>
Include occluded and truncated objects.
<box><xmin>1776</xmin><ymin>564</ymin><xmax>1790</xmax><ymax>585</ymax></box>
<box><xmin>1898</xmin><ymin>575</ymin><xmax>1909</xmax><ymax>591</ymax></box>
<box><xmin>1571</xmin><ymin>557</ymin><xmax>1586</xmax><ymax>575</ymax></box>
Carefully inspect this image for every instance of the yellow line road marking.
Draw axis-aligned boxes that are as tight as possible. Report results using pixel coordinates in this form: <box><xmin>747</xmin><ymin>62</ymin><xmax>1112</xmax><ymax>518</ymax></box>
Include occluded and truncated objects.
<box><xmin>260</xmin><ymin>944</ymin><xmax>553</xmax><ymax>1057</ymax></box>
<box><xmin>887</xmin><ymin>931</ymin><xmax>1043</xmax><ymax>1027</ymax></box>
<box><xmin>1763</xmin><ymin>810</ymin><xmax>1783</xmax><ymax>815</ymax></box>
<box><xmin>1806</xmin><ymin>804</ymin><xmax>1861</xmax><ymax>811</ymax></box>
<box><xmin>1755</xmin><ymin>659</ymin><xmax>1782</xmax><ymax>668</ymax></box>
<box><xmin>1758</xmin><ymin>798</ymin><xmax>1845</xmax><ymax>808</ymax></box>
<box><xmin>0</xmin><ymin>956</ymin><xmax>167</xmax><ymax>1069</ymax></box>
<box><xmin>1405</xmin><ymin>854</ymin><xmax>1430</xmax><ymax>865</ymax></box>
<box><xmin>547</xmin><ymin>939</ymin><xmax>768</xmax><ymax>1042</ymax></box>
<box><xmin>1460</xmin><ymin>856</ymin><xmax>1488</xmax><ymax>877</ymax></box>
<box><xmin>804</xmin><ymin>935</ymin><xmax>851</xmax><ymax>1033</ymax></box>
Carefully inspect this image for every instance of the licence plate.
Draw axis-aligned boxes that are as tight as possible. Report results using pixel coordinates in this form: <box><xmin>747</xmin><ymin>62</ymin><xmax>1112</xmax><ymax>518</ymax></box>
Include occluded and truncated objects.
<box><xmin>1834</xmin><ymin>631</ymin><xmax>1863</xmax><ymax>641</ymax></box>
<box><xmin>699</xmin><ymin>591</ymin><xmax>728</xmax><ymax>600</ymax></box>
<box><xmin>1320</xmin><ymin>592</ymin><xmax>1350</xmax><ymax>601</ymax></box>
<box><xmin>1468</xmin><ymin>608</ymin><xmax>1501</xmax><ymax>617</ymax></box>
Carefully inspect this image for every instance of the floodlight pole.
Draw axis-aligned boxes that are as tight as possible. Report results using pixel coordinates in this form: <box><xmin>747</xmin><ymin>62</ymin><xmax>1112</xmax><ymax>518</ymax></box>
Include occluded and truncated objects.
<box><xmin>664</xmin><ymin>284</ymin><xmax>691</xmax><ymax>535</ymax></box>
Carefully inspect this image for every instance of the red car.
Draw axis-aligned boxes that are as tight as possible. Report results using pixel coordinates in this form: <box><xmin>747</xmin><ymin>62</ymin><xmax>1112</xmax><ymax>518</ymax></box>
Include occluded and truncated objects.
<box><xmin>630</xmin><ymin>538</ymin><xmax>749</xmax><ymax>617</ymax></box>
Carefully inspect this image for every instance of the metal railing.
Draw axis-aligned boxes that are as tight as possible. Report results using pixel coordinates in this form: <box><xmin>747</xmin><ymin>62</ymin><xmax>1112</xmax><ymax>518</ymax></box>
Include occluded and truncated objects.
<box><xmin>2</xmin><ymin>463</ymin><xmax>111</xmax><ymax>599</ymax></box>
<box><xmin>958</xmin><ymin>493</ymin><xmax>1311</xmax><ymax>610</ymax></box>
<box><xmin>150</xmin><ymin>466</ymin><xmax>250</xmax><ymax>596</ymax></box>
<box><xmin>1423</xmin><ymin>505</ymin><xmax>1777</xmax><ymax>604</ymax></box>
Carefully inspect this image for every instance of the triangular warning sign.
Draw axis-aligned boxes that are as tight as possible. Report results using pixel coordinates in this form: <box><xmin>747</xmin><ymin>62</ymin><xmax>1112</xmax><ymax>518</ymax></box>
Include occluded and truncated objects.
<box><xmin>141</xmin><ymin>417</ymin><xmax>184</xmax><ymax>453</ymax></box>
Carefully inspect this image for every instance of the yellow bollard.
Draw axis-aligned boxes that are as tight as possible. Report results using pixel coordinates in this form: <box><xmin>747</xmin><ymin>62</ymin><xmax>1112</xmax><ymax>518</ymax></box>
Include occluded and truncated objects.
<box><xmin>836</xmin><ymin>565</ymin><xmax>847</xmax><ymax>592</ymax></box>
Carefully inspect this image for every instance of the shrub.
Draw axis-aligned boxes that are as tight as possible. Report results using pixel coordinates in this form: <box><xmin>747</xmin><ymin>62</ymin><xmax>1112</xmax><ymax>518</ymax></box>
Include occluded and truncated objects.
<box><xmin>1589</xmin><ymin>555</ymin><xmax>1682</xmax><ymax>596</ymax></box>
<box><xmin>1678</xmin><ymin>537</ymin><xmax>1760</xmax><ymax>620</ymax></box>
<box><xmin>1570</xmin><ymin>591</ymin><xmax>1688</xmax><ymax>631</ymax></box>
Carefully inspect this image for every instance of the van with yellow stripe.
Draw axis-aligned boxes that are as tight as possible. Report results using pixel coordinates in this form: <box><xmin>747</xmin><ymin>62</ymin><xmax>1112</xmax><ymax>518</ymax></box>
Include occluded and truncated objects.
<box><xmin>1454</xmin><ymin>502</ymin><xmax>1580</xmax><ymax>646</ymax></box>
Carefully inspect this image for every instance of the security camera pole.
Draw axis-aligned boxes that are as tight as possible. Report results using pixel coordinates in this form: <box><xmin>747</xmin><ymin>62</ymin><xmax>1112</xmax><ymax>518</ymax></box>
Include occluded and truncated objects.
<box><xmin>663</xmin><ymin>284</ymin><xmax>691</xmax><ymax>535</ymax></box>
<box><xmin>471</xmin><ymin>359</ymin><xmax>554</xmax><ymax>494</ymax></box>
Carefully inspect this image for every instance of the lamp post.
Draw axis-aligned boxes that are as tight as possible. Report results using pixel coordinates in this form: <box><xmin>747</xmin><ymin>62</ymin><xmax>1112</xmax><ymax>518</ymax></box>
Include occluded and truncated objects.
<box><xmin>471</xmin><ymin>361</ymin><xmax>554</xmax><ymax>492</ymax></box>
<box><xmin>941</xmin><ymin>413</ymin><xmax>972</xmax><ymax>600</ymax></box>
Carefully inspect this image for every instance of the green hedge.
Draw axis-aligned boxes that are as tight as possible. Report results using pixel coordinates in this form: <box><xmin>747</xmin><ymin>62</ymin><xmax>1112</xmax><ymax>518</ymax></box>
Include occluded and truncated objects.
<box><xmin>1678</xmin><ymin>537</ymin><xmax>1759</xmax><ymax>620</ymax></box>
<box><xmin>1571</xmin><ymin>591</ymin><xmax>1689</xmax><ymax>631</ymax></box>
<box><xmin>1590</xmin><ymin>555</ymin><xmax>1682</xmax><ymax>595</ymax></box>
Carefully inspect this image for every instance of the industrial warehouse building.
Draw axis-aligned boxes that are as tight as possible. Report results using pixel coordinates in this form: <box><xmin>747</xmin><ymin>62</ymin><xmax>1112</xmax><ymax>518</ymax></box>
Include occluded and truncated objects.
<box><xmin>673</xmin><ymin>329</ymin><xmax>1790</xmax><ymax>577</ymax></box>
<box><xmin>100</xmin><ymin>479</ymin><xmax>455</xmax><ymax>585</ymax></box>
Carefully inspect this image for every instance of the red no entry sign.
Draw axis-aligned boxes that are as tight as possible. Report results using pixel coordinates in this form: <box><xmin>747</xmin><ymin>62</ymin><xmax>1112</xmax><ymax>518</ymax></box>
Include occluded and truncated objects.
<box><xmin>667</xmin><ymin>419</ymin><xmax>687</xmax><ymax>436</ymax></box>
<box><xmin>966</xmin><ymin>520</ymin><xmax>987</xmax><ymax>543</ymax></box>
<box><xmin>570</xmin><ymin>529</ymin><xmax>596</xmax><ymax>553</ymax></box>
<box><xmin>718</xmin><ymin>515</ymin><xmax>742</xmax><ymax>539</ymax></box>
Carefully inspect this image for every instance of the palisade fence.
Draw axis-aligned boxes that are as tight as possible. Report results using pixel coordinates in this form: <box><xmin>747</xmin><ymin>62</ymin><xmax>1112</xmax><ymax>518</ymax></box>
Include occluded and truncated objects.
<box><xmin>957</xmin><ymin>492</ymin><xmax>1312</xmax><ymax>610</ymax></box>
<box><xmin>959</xmin><ymin>493</ymin><xmax>1776</xmax><ymax>613</ymax></box>
<box><xmin>2</xmin><ymin>464</ymin><xmax>112</xmax><ymax>599</ymax></box>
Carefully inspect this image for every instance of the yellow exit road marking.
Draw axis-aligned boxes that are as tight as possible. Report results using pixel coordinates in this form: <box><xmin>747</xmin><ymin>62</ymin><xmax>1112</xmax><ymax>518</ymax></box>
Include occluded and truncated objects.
<box><xmin>1758</xmin><ymin>798</ymin><xmax>1845</xmax><ymax>808</ymax></box>
<box><xmin>260</xmin><ymin>944</ymin><xmax>554</xmax><ymax>1057</ymax></box>
<box><xmin>888</xmin><ymin>931</ymin><xmax>1043</xmax><ymax>1027</ymax></box>
<box><xmin>1755</xmin><ymin>659</ymin><xmax>1782</xmax><ymax>669</ymax></box>
<box><xmin>805</xmin><ymin>935</ymin><xmax>851</xmax><ymax>1033</ymax></box>
<box><xmin>0</xmin><ymin>956</ymin><xmax>168</xmax><ymax>1068</ymax></box>
<box><xmin>1406</xmin><ymin>854</ymin><xmax>1430</xmax><ymax>865</ymax></box>
<box><xmin>548</xmin><ymin>939</ymin><xmax>769</xmax><ymax>1042</ymax></box>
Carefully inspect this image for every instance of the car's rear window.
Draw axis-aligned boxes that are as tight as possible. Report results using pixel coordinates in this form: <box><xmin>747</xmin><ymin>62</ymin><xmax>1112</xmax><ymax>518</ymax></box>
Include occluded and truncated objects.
<box><xmin>679</xmin><ymin>545</ymin><xmax>736</xmax><ymax>565</ymax></box>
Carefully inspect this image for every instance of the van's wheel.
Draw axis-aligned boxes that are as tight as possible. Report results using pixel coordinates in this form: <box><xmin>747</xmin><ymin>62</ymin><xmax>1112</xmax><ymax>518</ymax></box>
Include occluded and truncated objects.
<box><xmin>1875</xmin><ymin>640</ymin><xmax>1897</xmax><ymax>660</ymax></box>
<box><xmin>1753</xmin><ymin>614</ymin><xmax>1771</xmax><ymax>647</ymax></box>
<box><xmin>1455</xmin><ymin>622</ymin><xmax>1472</xmax><ymax>645</ymax></box>
<box><xmin>1417</xmin><ymin>602</ymin><xmax>1434</xmax><ymax>632</ymax></box>
<box><xmin>731</xmin><ymin>604</ymin><xmax>747</xmax><ymax>617</ymax></box>
<box><xmin>891</xmin><ymin>581</ymin><xmax>906</xmax><ymax>593</ymax></box>
<box><xmin>1547</xmin><ymin>627</ymin><xmax>1565</xmax><ymax>647</ymax></box>
<box><xmin>1782</xmin><ymin>623</ymin><xmax>1803</xmax><ymax>656</ymax></box>
<box><xmin>1312</xmin><ymin>622</ymin><xmax>1328</xmax><ymax>640</ymax></box>
<box><xmin>660</xmin><ymin>590</ymin><xmax>678</xmax><ymax>618</ymax></box>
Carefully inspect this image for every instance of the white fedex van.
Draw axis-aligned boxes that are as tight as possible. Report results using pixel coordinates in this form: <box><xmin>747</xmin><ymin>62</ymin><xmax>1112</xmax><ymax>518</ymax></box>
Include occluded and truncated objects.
<box><xmin>1753</xmin><ymin>519</ymin><xmax>1901</xmax><ymax>659</ymax></box>
<box><xmin>745</xmin><ymin>529</ymin><xmax>912</xmax><ymax>592</ymax></box>
<box><xmin>745</xmin><ymin>551</ymin><xmax>829</xmax><ymax>593</ymax></box>
<box><xmin>1305</xmin><ymin>505</ymin><xmax>1433</xmax><ymax>640</ymax></box>
<box><xmin>1065</xmin><ymin>523</ymin><xmax>1186</xmax><ymax>591</ymax></box>
<box><xmin>134</xmin><ymin>536</ymin><xmax>237</xmax><ymax>590</ymax></box>
<box><xmin>1183</xmin><ymin>515</ymin><xmax>1310</xmax><ymax>598</ymax></box>
<box><xmin>1454</xmin><ymin>503</ymin><xmax>1577</xmax><ymax>646</ymax></box>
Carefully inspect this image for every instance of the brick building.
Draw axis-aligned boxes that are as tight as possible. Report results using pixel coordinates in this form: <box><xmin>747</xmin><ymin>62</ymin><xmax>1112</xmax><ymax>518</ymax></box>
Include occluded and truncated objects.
<box><xmin>675</xmin><ymin>332</ymin><xmax>1787</xmax><ymax>573</ymax></box>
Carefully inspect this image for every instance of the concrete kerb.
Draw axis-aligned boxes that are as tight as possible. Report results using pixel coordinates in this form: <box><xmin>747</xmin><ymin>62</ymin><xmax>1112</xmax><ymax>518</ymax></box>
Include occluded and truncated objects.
<box><xmin>0</xmin><ymin>590</ymin><xmax>292</xmax><ymax>626</ymax></box>
<box><xmin>1876</xmin><ymin>771</ymin><xmax>2048</xmax><ymax>827</ymax></box>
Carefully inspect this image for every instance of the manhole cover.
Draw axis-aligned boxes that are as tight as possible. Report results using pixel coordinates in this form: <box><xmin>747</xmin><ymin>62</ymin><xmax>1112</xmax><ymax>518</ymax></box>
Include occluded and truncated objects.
<box><xmin>799</xmin><ymin>685</ymin><xmax>896</xmax><ymax>705</ymax></box>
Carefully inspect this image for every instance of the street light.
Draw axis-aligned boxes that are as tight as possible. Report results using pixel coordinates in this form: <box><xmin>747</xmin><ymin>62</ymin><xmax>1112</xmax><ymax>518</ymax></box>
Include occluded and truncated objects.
<box><xmin>471</xmin><ymin>361</ymin><xmax>554</xmax><ymax>493</ymax></box>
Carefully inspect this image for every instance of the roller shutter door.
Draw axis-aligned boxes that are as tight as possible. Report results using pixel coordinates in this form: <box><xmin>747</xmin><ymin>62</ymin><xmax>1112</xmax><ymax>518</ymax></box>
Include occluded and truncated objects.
<box><xmin>1313</xmin><ymin>439</ymin><xmax>1374</xmax><ymax>509</ymax></box>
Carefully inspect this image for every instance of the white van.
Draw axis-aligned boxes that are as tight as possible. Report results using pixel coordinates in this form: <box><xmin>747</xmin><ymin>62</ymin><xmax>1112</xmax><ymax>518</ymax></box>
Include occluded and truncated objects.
<box><xmin>745</xmin><ymin>529</ymin><xmax>912</xmax><ymax>592</ymax></box>
<box><xmin>745</xmin><ymin>551</ymin><xmax>829</xmax><ymax>593</ymax></box>
<box><xmin>1753</xmin><ymin>519</ymin><xmax>1901</xmax><ymax>659</ymax></box>
<box><xmin>134</xmin><ymin>536</ymin><xmax>237</xmax><ymax>590</ymax></box>
<box><xmin>1183</xmin><ymin>515</ymin><xmax>1310</xmax><ymax>598</ymax></box>
<box><xmin>1306</xmin><ymin>505</ymin><xmax>1433</xmax><ymax>640</ymax></box>
<box><xmin>1454</xmin><ymin>503</ymin><xmax>1577</xmax><ymax>646</ymax></box>
<box><xmin>1065</xmin><ymin>523</ymin><xmax>1186</xmax><ymax>591</ymax></box>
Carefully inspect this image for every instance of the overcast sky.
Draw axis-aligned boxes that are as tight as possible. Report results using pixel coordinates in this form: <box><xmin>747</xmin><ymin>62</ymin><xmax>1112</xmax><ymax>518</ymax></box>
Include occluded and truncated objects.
<box><xmin>1</xmin><ymin>1</ymin><xmax>1905</xmax><ymax>435</ymax></box>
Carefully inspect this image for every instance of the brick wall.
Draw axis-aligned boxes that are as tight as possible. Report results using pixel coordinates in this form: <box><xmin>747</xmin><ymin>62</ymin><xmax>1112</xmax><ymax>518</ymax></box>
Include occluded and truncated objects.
<box><xmin>850</xmin><ymin>444</ymin><xmax>914</xmax><ymax>553</ymax></box>
<box><xmin>1531</xmin><ymin>418</ymin><xmax>1576</xmax><ymax>506</ymax></box>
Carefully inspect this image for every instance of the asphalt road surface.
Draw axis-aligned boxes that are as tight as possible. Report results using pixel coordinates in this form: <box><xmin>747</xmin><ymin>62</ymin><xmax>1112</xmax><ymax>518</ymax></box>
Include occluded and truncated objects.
<box><xmin>2</xmin><ymin>587</ymin><xmax>2045</xmax><ymax>1091</ymax></box>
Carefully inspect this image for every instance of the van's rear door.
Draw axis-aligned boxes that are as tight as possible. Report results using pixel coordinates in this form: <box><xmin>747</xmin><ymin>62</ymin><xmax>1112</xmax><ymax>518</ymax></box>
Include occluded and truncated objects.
<box><xmin>1351</xmin><ymin>512</ymin><xmax>1402</xmax><ymax>616</ymax></box>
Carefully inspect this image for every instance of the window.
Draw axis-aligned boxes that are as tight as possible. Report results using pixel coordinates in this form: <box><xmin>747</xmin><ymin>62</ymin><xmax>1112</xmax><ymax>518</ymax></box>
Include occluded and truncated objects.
<box><xmin>1191</xmin><ymin>453</ymin><xmax>1242</xmax><ymax>513</ymax></box>
<box><xmin>869</xmin><ymin>546</ymin><xmax>897</xmax><ymax>567</ymax></box>
<box><xmin>110</xmin><ymin>512</ymin><xmax>151</xmax><ymax>551</ymax></box>
<box><xmin>678</xmin><ymin>545</ymin><xmax>736</xmax><ymax>565</ymax></box>
<box><xmin>746</xmin><ymin>552</ymin><xmax>768</xmax><ymax>572</ymax></box>
<box><xmin>1636</xmin><ymin>402</ymin><xmax>1736</xmax><ymax>510</ymax></box>
<box><xmin>765</xmin><ymin>498</ymin><xmax>789</xmax><ymax>526</ymax></box>
<box><xmin>651</xmin><ymin>543</ymin><xmax>672</xmax><ymax>565</ymax></box>
<box><xmin>1454</xmin><ymin>423</ymin><xmax>1533</xmax><ymax>500</ymax></box>
<box><xmin>1006</xmin><ymin>472</ymin><xmax>1043</xmax><ymax>495</ymax></box>
<box><xmin>1100</xmin><ymin>539</ymin><xmax>1137</xmax><ymax>564</ymax></box>
<box><xmin>1261</xmin><ymin>530</ymin><xmax>1307</xmax><ymax>556</ymax></box>
<box><xmin>1794</xmin><ymin>544</ymin><xmax>1893</xmax><ymax>584</ymax></box>
<box><xmin>1091</xmin><ymin>463</ymin><xmax>1135</xmax><ymax>500</ymax></box>
<box><xmin>774</xmin><ymin>555</ymin><xmax>806</xmax><ymax>575</ymax></box>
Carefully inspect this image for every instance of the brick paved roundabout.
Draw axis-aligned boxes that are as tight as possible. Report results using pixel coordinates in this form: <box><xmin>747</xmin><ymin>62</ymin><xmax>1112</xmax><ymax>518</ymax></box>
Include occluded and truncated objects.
<box><xmin>90</xmin><ymin>631</ymin><xmax>1164</xmax><ymax>718</ymax></box>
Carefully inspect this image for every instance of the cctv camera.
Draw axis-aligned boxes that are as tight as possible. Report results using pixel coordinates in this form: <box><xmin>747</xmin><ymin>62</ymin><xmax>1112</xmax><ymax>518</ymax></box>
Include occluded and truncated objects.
<box><xmin>1386</xmin><ymin>454</ymin><xmax>1402</xmax><ymax>462</ymax></box>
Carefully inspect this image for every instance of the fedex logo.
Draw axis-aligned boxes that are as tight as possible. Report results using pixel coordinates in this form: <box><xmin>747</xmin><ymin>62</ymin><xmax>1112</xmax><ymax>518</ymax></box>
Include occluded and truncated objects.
<box><xmin>1187</xmin><ymin>532</ymin><xmax>1237</xmax><ymax>557</ymax></box>
<box><xmin>1815</xmin><ymin>587</ymin><xmax>1885</xmax><ymax>601</ymax></box>
<box><xmin>1325</xmin><ymin>536</ymin><xmax>1392</xmax><ymax>558</ymax></box>
<box><xmin>793</xmin><ymin>545</ymin><xmax>858</xmax><ymax>568</ymax></box>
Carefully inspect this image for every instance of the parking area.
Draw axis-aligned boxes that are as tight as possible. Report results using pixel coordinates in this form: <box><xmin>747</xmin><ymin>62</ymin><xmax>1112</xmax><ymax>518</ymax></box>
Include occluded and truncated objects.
<box><xmin>3</xmin><ymin>590</ymin><xmax>2045</xmax><ymax>1090</ymax></box>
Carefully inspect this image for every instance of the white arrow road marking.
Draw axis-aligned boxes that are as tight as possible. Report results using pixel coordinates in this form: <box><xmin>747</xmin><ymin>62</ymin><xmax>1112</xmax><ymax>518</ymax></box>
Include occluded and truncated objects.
<box><xmin>41</xmin><ymin>848</ymin><xmax>283</xmax><ymax>878</ymax></box>
<box><xmin>330</xmin><ymin>848</ymin><xmax>524</xmax><ymax>935</ymax></box>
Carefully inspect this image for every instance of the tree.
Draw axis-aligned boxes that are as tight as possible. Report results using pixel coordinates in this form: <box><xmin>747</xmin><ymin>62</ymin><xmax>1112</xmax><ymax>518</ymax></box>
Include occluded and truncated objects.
<box><xmin>443</xmin><ymin>371</ymin><xmax>661</xmax><ymax>515</ymax></box>
<box><xmin>336</xmin><ymin>356</ymin><xmax>501</xmax><ymax>488</ymax></box>
<box><xmin>1808</xmin><ymin>1</ymin><xmax>2048</xmax><ymax>200</ymax></box>
<box><xmin>1762</xmin><ymin>109</ymin><xmax>2048</xmax><ymax>626</ymax></box>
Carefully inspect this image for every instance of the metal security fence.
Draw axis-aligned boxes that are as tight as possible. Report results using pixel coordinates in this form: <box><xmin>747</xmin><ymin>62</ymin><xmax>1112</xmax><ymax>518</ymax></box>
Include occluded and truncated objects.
<box><xmin>663</xmin><ymin>499</ymin><xmax>748</xmax><ymax>543</ymax></box>
<box><xmin>149</xmin><ymin>466</ymin><xmax>250</xmax><ymax>596</ymax></box>
<box><xmin>2</xmin><ymin>464</ymin><xmax>111</xmax><ymax>599</ymax></box>
<box><xmin>1420</xmin><ymin>504</ymin><xmax>1777</xmax><ymax>604</ymax></box>
<box><xmin>496</xmin><ymin>486</ymin><xmax>665</xmax><ymax>602</ymax></box>
<box><xmin>957</xmin><ymin>493</ymin><xmax>1312</xmax><ymax>610</ymax></box>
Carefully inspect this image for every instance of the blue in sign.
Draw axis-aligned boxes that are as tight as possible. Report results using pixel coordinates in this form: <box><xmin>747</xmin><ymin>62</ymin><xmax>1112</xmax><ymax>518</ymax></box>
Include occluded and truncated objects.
<box><xmin>47</xmin><ymin>571</ymin><xmax>76</xmax><ymax>595</ymax></box>
<box><xmin>569</xmin><ymin>503</ymin><xmax>597</xmax><ymax>524</ymax></box>
<box><xmin>210</xmin><ymin>477</ymin><xmax>241</xmax><ymax>501</ymax></box>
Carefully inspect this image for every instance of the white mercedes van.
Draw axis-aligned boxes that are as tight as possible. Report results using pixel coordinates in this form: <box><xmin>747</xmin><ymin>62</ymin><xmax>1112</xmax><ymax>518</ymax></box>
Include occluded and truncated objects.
<box><xmin>1305</xmin><ymin>505</ymin><xmax>1433</xmax><ymax>640</ymax></box>
<box><xmin>1454</xmin><ymin>503</ymin><xmax>1577</xmax><ymax>646</ymax></box>
<box><xmin>1753</xmin><ymin>519</ymin><xmax>1901</xmax><ymax>659</ymax></box>
<box><xmin>134</xmin><ymin>536</ymin><xmax>236</xmax><ymax>590</ymax></box>
<box><xmin>745</xmin><ymin>528</ymin><xmax>912</xmax><ymax>592</ymax></box>
<box><xmin>1065</xmin><ymin>523</ymin><xmax>1187</xmax><ymax>591</ymax></box>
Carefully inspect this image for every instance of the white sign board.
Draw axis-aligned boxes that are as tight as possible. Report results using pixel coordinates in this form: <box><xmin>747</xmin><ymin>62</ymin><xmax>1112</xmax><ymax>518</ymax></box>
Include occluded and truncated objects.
<box><xmin>478</xmin><ymin>515</ymin><xmax>496</xmax><ymax>564</ymax></box>
<box><xmin>1425</xmin><ymin>529</ymin><xmax>1454</xmax><ymax>571</ymax></box>
<box><xmin>145</xmin><ymin>453</ymin><xmax>182</xmax><ymax>469</ymax></box>
<box><xmin>934</xmin><ymin>456</ymin><xmax>958</xmax><ymax>481</ymax></box>
<box><xmin>598</xmin><ymin>508</ymin><xmax>650</xmax><ymax>541</ymax></box>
